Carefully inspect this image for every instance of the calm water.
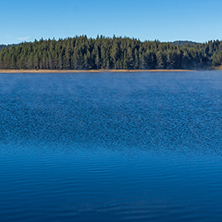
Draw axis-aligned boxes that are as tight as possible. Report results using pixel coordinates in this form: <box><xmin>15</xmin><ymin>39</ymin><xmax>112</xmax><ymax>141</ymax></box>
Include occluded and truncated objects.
<box><xmin>0</xmin><ymin>71</ymin><xmax>222</xmax><ymax>222</ymax></box>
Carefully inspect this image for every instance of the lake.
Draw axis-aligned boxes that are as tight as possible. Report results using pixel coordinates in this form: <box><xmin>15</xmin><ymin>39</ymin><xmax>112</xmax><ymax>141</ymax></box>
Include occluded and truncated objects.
<box><xmin>0</xmin><ymin>71</ymin><xmax>222</xmax><ymax>222</ymax></box>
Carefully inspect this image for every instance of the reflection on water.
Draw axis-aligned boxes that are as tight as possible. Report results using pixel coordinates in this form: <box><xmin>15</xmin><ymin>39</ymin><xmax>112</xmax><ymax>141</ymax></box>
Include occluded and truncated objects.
<box><xmin>0</xmin><ymin>71</ymin><xmax>222</xmax><ymax>222</ymax></box>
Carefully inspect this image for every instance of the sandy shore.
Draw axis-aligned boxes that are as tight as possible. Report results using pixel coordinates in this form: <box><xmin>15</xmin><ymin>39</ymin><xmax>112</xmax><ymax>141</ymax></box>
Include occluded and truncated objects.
<box><xmin>0</xmin><ymin>69</ymin><xmax>196</xmax><ymax>73</ymax></box>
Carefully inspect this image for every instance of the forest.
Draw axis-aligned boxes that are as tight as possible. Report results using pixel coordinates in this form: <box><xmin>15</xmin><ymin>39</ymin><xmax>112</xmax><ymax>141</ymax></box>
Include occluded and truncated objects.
<box><xmin>0</xmin><ymin>36</ymin><xmax>222</xmax><ymax>70</ymax></box>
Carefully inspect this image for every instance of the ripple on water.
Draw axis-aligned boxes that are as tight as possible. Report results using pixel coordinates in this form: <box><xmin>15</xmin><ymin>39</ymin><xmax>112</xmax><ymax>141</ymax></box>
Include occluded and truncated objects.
<box><xmin>0</xmin><ymin>71</ymin><xmax>222</xmax><ymax>222</ymax></box>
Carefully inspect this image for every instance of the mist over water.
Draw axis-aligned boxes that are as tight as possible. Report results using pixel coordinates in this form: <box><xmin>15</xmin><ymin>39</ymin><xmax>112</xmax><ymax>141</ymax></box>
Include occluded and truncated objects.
<box><xmin>0</xmin><ymin>71</ymin><xmax>222</xmax><ymax>222</ymax></box>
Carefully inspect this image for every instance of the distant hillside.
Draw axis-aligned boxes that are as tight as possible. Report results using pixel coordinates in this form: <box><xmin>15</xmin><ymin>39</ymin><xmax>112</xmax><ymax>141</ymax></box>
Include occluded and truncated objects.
<box><xmin>0</xmin><ymin>45</ymin><xmax>7</xmax><ymax>51</ymax></box>
<box><xmin>172</xmin><ymin>41</ymin><xmax>199</xmax><ymax>46</ymax></box>
<box><xmin>0</xmin><ymin>44</ymin><xmax>19</xmax><ymax>51</ymax></box>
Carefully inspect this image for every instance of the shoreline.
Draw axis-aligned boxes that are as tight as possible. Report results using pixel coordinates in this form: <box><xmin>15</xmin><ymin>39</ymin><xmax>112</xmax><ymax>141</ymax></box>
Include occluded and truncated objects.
<box><xmin>0</xmin><ymin>69</ymin><xmax>198</xmax><ymax>73</ymax></box>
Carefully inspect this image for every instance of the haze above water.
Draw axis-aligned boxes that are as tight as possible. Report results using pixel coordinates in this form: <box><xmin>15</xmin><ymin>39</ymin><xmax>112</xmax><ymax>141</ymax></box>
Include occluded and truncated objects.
<box><xmin>0</xmin><ymin>71</ymin><xmax>222</xmax><ymax>222</ymax></box>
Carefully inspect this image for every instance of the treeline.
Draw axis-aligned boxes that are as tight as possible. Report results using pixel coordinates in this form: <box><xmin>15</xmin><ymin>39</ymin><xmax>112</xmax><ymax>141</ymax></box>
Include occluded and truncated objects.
<box><xmin>0</xmin><ymin>36</ymin><xmax>222</xmax><ymax>70</ymax></box>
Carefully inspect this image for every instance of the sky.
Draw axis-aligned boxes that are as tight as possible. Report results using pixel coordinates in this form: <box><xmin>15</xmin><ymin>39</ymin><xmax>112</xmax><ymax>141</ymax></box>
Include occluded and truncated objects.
<box><xmin>1</xmin><ymin>0</ymin><xmax>222</xmax><ymax>44</ymax></box>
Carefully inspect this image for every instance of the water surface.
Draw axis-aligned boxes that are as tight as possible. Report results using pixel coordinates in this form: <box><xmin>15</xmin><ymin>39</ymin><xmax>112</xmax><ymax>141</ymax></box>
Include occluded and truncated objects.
<box><xmin>0</xmin><ymin>71</ymin><xmax>222</xmax><ymax>221</ymax></box>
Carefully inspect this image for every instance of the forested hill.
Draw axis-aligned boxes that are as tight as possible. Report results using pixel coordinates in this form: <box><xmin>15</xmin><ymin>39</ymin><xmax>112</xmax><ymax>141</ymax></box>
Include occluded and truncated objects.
<box><xmin>0</xmin><ymin>45</ymin><xmax>7</xmax><ymax>51</ymax></box>
<box><xmin>172</xmin><ymin>41</ymin><xmax>198</xmax><ymax>46</ymax></box>
<box><xmin>0</xmin><ymin>44</ymin><xmax>19</xmax><ymax>51</ymax></box>
<box><xmin>0</xmin><ymin>36</ymin><xmax>222</xmax><ymax>70</ymax></box>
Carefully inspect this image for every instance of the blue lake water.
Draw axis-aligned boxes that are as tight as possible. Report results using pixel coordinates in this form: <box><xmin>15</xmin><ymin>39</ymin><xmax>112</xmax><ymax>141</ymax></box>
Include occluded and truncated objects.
<box><xmin>0</xmin><ymin>71</ymin><xmax>222</xmax><ymax>222</ymax></box>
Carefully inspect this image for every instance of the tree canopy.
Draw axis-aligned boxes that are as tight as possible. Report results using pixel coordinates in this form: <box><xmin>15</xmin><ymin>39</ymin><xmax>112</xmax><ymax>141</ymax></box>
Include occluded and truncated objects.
<box><xmin>0</xmin><ymin>36</ymin><xmax>222</xmax><ymax>70</ymax></box>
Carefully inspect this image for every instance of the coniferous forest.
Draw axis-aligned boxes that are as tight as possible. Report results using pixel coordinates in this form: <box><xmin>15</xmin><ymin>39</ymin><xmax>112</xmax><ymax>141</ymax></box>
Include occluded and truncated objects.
<box><xmin>0</xmin><ymin>35</ymin><xmax>222</xmax><ymax>70</ymax></box>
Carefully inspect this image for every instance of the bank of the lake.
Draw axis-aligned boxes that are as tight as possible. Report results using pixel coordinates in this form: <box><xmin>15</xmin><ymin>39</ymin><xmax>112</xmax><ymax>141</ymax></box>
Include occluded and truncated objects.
<box><xmin>0</xmin><ymin>69</ymin><xmax>195</xmax><ymax>73</ymax></box>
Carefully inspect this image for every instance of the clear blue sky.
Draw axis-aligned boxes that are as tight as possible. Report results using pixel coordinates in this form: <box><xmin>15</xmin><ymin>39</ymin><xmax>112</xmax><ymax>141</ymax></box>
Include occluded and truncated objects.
<box><xmin>1</xmin><ymin>0</ymin><xmax>221</xmax><ymax>44</ymax></box>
